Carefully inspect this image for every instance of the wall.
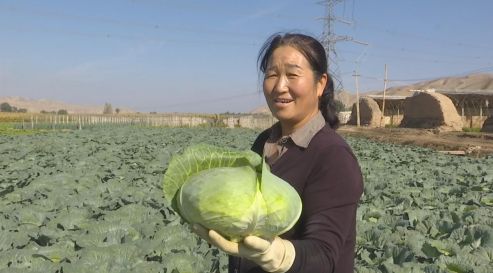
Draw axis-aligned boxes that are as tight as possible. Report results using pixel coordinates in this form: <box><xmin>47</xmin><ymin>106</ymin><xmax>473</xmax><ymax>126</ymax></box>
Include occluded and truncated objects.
<box><xmin>462</xmin><ymin>116</ymin><xmax>489</xmax><ymax>128</ymax></box>
<box><xmin>378</xmin><ymin>115</ymin><xmax>489</xmax><ymax>128</ymax></box>
<box><xmin>223</xmin><ymin>115</ymin><xmax>276</xmax><ymax>130</ymax></box>
<box><xmin>338</xmin><ymin>111</ymin><xmax>351</xmax><ymax>124</ymax></box>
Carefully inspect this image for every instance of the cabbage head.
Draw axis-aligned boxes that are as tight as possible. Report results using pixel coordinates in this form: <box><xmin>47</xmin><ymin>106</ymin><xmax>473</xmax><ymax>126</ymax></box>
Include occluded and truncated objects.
<box><xmin>163</xmin><ymin>144</ymin><xmax>302</xmax><ymax>242</ymax></box>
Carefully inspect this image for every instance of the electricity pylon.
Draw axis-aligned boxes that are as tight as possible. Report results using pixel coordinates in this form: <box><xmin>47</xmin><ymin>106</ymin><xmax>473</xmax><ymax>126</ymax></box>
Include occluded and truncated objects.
<box><xmin>318</xmin><ymin>0</ymin><xmax>367</xmax><ymax>91</ymax></box>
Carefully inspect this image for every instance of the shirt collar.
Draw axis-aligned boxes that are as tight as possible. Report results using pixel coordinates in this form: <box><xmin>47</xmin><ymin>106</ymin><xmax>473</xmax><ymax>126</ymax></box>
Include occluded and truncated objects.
<box><xmin>268</xmin><ymin>111</ymin><xmax>326</xmax><ymax>148</ymax></box>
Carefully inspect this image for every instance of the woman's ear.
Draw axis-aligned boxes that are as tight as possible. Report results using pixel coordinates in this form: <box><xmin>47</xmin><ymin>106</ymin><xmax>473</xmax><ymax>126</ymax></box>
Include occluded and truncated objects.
<box><xmin>317</xmin><ymin>73</ymin><xmax>328</xmax><ymax>97</ymax></box>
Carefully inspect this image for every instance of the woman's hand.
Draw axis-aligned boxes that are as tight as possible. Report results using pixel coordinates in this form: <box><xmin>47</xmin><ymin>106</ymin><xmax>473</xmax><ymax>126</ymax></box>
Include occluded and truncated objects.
<box><xmin>192</xmin><ymin>224</ymin><xmax>295</xmax><ymax>273</ymax></box>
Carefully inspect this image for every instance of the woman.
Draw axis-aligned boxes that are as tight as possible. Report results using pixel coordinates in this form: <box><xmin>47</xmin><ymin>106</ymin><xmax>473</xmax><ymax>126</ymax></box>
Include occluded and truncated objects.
<box><xmin>194</xmin><ymin>32</ymin><xmax>364</xmax><ymax>273</ymax></box>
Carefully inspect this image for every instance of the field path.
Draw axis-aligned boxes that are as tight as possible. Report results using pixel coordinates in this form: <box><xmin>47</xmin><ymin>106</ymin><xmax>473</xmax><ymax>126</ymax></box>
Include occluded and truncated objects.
<box><xmin>338</xmin><ymin>126</ymin><xmax>493</xmax><ymax>157</ymax></box>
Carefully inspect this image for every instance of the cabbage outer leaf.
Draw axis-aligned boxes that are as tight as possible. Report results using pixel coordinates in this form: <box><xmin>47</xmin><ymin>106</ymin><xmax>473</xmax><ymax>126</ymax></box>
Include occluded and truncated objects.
<box><xmin>163</xmin><ymin>144</ymin><xmax>262</xmax><ymax>211</ymax></box>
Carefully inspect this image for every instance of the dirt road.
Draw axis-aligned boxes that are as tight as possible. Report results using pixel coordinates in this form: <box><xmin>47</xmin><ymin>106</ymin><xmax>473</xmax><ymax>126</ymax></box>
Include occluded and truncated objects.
<box><xmin>338</xmin><ymin>126</ymin><xmax>493</xmax><ymax>157</ymax></box>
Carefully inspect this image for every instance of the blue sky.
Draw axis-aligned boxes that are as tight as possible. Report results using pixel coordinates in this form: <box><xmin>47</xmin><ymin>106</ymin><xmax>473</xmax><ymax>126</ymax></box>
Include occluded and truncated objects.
<box><xmin>1</xmin><ymin>0</ymin><xmax>492</xmax><ymax>113</ymax></box>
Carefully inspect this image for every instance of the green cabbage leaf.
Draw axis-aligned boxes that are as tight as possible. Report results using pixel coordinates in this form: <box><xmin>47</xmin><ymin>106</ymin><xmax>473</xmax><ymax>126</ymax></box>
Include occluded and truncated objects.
<box><xmin>163</xmin><ymin>144</ymin><xmax>302</xmax><ymax>242</ymax></box>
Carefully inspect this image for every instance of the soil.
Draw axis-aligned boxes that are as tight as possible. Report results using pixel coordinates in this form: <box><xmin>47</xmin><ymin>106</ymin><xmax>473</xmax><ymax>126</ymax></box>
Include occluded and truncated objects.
<box><xmin>337</xmin><ymin>125</ymin><xmax>493</xmax><ymax>157</ymax></box>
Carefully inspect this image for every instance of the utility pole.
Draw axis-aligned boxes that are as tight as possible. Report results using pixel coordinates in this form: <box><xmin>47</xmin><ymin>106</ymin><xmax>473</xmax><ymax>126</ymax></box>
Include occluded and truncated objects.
<box><xmin>353</xmin><ymin>50</ymin><xmax>367</xmax><ymax>128</ymax></box>
<box><xmin>319</xmin><ymin>0</ymin><xmax>367</xmax><ymax>91</ymax></box>
<box><xmin>353</xmin><ymin>69</ymin><xmax>361</xmax><ymax>127</ymax></box>
<box><xmin>380</xmin><ymin>64</ymin><xmax>388</xmax><ymax>128</ymax></box>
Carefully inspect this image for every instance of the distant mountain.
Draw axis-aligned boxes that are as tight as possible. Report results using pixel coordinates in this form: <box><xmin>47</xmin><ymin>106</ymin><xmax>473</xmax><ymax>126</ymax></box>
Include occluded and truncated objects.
<box><xmin>368</xmin><ymin>73</ymin><xmax>493</xmax><ymax>96</ymax></box>
<box><xmin>249</xmin><ymin>105</ymin><xmax>270</xmax><ymax>114</ymax></box>
<box><xmin>0</xmin><ymin>96</ymin><xmax>134</xmax><ymax>114</ymax></box>
<box><xmin>334</xmin><ymin>90</ymin><xmax>357</xmax><ymax>109</ymax></box>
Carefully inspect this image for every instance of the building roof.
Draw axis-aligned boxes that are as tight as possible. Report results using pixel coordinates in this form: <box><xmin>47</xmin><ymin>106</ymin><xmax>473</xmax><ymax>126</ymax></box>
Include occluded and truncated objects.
<box><xmin>436</xmin><ymin>89</ymin><xmax>493</xmax><ymax>96</ymax></box>
<box><xmin>366</xmin><ymin>95</ymin><xmax>409</xmax><ymax>100</ymax></box>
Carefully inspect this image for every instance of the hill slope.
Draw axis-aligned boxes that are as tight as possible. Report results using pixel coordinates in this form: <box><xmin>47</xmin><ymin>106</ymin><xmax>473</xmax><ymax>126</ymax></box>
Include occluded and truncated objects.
<box><xmin>371</xmin><ymin>73</ymin><xmax>493</xmax><ymax>96</ymax></box>
<box><xmin>0</xmin><ymin>96</ymin><xmax>133</xmax><ymax>114</ymax></box>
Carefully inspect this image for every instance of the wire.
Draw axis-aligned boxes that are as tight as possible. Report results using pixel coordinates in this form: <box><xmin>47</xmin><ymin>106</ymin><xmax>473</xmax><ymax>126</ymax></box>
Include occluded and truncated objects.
<box><xmin>0</xmin><ymin>24</ymin><xmax>262</xmax><ymax>47</ymax></box>
<box><xmin>0</xmin><ymin>3</ymin><xmax>267</xmax><ymax>39</ymax></box>
<box><xmin>358</xmin><ymin>66</ymin><xmax>493</xmax><ymax>83</ymax></box>
<box><xmin>351</xmin><ymin>0</ymin><xmax>355</xmax><ymax>22</ymax></box>
<box><xmin>127</xmin><ymin>0</ymin><xmax>311</xmax><ymax>21</ymax></box>
<box><xmin>338</xmin><ymin>48</ymin><xmax>492</xmax><ymax>66</ymax></box>
<box><xmin>353</xmin><ymin>19</ymin><xmax>493</xmax><ymax>50</ymax></box>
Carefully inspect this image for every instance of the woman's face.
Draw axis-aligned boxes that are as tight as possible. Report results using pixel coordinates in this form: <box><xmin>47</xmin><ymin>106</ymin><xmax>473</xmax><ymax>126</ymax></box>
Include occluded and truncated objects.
<box><xmin>263</xmin><ymin>45</ymin><xmax>327</xmax><ymax>133</ymax></box>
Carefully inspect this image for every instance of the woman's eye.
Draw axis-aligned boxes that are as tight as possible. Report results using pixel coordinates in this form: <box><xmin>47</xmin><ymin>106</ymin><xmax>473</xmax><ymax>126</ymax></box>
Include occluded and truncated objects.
<box><xmin>266</xmin><ymin>73</ymin><xmax>277</xmax><ymax>78</ymax></box>
<box><xmin>287</xmin><ymin>73</ymin><xmax>298</xmax><ymax>78</ymax></box>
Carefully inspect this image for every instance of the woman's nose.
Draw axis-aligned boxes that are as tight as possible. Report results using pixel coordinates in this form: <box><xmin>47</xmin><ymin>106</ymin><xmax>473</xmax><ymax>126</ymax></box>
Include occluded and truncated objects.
<box><xmin>273</xmin><ymin>75</ymin><xmax>288</xmax><ymax>92</ymax></box>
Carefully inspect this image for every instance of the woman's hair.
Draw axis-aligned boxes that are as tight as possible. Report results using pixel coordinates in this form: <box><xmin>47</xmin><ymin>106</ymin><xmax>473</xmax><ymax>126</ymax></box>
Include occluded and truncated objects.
<box><xmin>257</xmin><ymin>32</ymin><xmax>340</xmax><ymax>129</ymax></box>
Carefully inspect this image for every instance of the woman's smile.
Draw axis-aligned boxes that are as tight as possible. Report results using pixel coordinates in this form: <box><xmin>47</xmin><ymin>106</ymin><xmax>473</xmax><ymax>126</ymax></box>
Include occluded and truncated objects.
<box><xmin>273</xmin><ymin>97</ymin><xmax>294</xmax><ymax>106</ymax></box>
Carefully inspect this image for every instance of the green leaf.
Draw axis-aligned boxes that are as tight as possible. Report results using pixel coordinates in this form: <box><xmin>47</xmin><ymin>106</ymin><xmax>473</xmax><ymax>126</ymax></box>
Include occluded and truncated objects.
<box><xmin>390</xmin><ymin>246</ymin><xmax>415</xmax><ymax>265</ymax></box>
<box><xmin>422</xmin><ymin>240</ymin><xmax>459</xmax><ymax>259</ymax></box>
<box><xmin>438</xmin><ymin>256</ymin><xmax>475</xmax><ymax>273</ymax></box>
<box><xmin>162</xmin><ymin>143</ymin><xmax>262</xmax><ymax>207</ymax></box>
<box><xmin>258</xmin><ymin>160</ymin><xmax>302</xmax><ymax>236</ymax></box>
<box><xmin>162</xmin><ymin>252</ymin><xmax>208</xmax><ymax>273</ymax></box>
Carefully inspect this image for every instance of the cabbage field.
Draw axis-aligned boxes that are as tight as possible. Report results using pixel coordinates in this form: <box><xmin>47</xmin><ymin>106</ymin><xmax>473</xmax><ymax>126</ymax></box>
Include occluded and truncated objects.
<box><xmin>1</xmin><ymin>127</ymin><xmax>492</xmax><ymax>273</ymax></box>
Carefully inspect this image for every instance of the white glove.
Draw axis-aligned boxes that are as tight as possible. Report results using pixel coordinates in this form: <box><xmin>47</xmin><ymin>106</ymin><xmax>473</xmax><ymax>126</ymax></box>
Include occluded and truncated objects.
<box><xmin>193</xmin><ymin>225</ymin><xmax>295</xmax><ymax>273</ymax></box>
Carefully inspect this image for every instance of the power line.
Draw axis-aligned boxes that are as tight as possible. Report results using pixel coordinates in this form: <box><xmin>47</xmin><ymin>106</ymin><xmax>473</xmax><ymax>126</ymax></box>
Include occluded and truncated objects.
<box><xmin>0</xmin><ymin>3</ymin><xmax>267</xmax><ymax>40</ymax></box>
<box><xmin>127</xmin><ymin>0</ymin><xmax>312</xmax><ymax>22</ymax></box>
<box><xmin>353</xmin><ymin>20</ymin><xmax>493</xmax><ymax>51</ymax></box>
<box><xmin>338</xmin><ymin>42</ymin><xmax>492</xmax><ymax>62</ymax></box>
<box><xmin>338</xmin><ymin>49</ymin><xmax>493</xmax><ymax>66</ymax></box>
<box><xmin>0</xmin><ymin>24</ymin><xmax>262</xmax><ymax>47</ymax></box>
<box><xmin>358</xmin><ymin>65</ymin><xmax>493</xmax><ymax>83</ymax></box>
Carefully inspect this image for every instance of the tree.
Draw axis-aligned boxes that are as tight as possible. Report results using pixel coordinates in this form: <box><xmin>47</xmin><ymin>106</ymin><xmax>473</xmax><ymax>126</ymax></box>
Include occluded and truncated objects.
<box><xmin>57</xmin><ymin>109</ymin><xmax>68</xmax><ymax>115</ymax></box>
<box><xmin>103</xmin><ymin>103</ymin><xmax>113</xmax><ymax>114</ymax></box>
<box><xmin>115</xmin><ymin>108</ymin><xmax>120</xmax><ymax>114</ymax></box>
<box><xmin>333</xmin><ymin>99</ymin><xmax>347</xmax><ymax>113</ymax></box>
<box><xmin>18</xmin><ymin>108</ymin><xmax>28</xmax><ymax>113</ymax></box>
<box><xmin>0</xmin><ymin>102</ymin><xmax>13</xmax><ymax>112</ymax></box>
